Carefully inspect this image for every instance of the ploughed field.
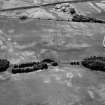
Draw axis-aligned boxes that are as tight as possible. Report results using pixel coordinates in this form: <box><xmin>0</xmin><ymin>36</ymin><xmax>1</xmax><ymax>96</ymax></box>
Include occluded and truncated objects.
<box><xmin>0</xmin><ymin>16</ymin><xmax>105</xmax><ymax>105</ymax></box>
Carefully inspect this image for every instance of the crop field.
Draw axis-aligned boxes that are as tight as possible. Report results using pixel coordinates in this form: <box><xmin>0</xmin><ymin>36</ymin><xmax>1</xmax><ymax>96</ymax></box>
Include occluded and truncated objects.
<box><xmin>0</xmin><ymin>0</ymin><xmax>105</xmax><ymax>105</ymax></box>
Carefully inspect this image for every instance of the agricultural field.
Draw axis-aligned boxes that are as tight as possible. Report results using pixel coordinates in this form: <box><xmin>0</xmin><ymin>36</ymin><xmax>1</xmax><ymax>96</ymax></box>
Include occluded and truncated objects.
<box><xmin>0</xmin><ymin>0</ymin><xmax>105</xmax><ymax>105</ymax></box>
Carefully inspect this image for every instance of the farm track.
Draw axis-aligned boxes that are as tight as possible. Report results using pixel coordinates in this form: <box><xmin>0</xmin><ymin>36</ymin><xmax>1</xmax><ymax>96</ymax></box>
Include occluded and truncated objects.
<box><xmin>0</xmin><ymin>0</ymin><xmax>101</xmax><ymax>12</ymax></box>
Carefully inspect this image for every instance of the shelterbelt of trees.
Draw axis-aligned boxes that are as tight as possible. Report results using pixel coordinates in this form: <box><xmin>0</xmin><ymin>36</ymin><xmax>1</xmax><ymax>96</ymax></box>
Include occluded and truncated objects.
<box><xmin>1</xmin><ymin>56</ymin><xmax>105</xmax><ymax>74</ymax></box>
